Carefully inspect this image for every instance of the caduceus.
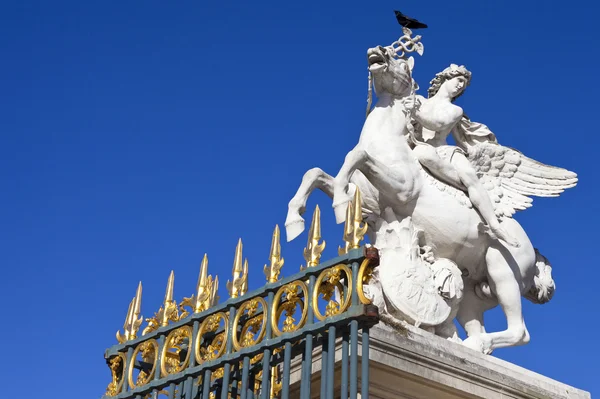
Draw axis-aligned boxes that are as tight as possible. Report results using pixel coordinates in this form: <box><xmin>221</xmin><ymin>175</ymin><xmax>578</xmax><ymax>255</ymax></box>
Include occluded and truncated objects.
<box><xmin>366</xmin><ymin>11</ymin><xmax>427</xmax><ymax>118</ymax></box>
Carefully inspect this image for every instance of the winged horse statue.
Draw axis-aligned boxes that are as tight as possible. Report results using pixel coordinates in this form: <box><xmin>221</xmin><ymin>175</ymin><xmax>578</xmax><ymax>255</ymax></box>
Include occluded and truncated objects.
<box><xmin>284</xmin><ymin>29</ymin><xmax>577</xmax><ymax>354</ymax></box>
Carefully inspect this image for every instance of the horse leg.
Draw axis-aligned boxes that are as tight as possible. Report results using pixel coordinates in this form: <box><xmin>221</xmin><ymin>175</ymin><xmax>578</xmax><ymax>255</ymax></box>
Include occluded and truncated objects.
<box><xmin>285</xmin><ymin>167</ymin><xmax>336</xmax><ymax>241</ymax></box>
<box><xmin>333</xmin><ymin>147</ymin><xmax>413</xmax><ymax>223</ymax></box>
<box><xmin>457</xmin><ymin>283</ymin><xmax>496</xmax><ymax>349</ymax></box>
<box><xmin>463</xmin><ymin>245</ymin><xmax>529</xmax><ymax>354</ymax></box>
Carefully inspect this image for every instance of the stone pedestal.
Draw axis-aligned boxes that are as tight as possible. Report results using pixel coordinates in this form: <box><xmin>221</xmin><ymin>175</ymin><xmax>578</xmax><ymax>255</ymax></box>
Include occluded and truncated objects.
<box><xmin>288</xmin><ymin>325</ymin><xmax>590</xmax><ymax>399</ymax></box>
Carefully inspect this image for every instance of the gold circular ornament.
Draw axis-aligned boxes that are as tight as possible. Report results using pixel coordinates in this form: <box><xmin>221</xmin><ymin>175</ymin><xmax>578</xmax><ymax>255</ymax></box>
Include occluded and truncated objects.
<box><xmin>160</xmin><ymin>325</ymin><xmax>193</xmax><ymax>377</ymax></box>
<box><xmin>195</xmin><ymin>312</ymin><xmax>229</xmax><ymax>365</ymax></box>
<box><xmin>356</xmin><ymin>259</ymin><xmax>375</xmax><ymax>304</ymax></box>
<box><xmin>105</xmin><ymin>353</ymin><xmax>126</xmax><ymax>396</ymax></box>
<box><xmin>127</xmin><ymin>339</ymin><xmax>159</xmax><ymax>389</ymax></box>
<box><xmin>232</xmin><ymin>297</ymin><xmax>268</xmax><ymax>351</ymax></box>
<box><xmin>312</xmin><ymin>264</ymin><xmax>353</xmax><ymax>321</ymax></box>
<box><xmin>271</xmin><ymin>280</ymin><xmax>309</xmax><ymax>336</ymax></box>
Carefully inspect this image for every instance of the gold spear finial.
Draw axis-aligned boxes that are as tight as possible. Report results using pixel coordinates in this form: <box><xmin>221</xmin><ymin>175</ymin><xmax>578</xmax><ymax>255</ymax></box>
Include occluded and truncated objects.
<box><xmin>338</xmin><ymin>201</ymin><xmax>354</xmax><ymax>256</ymax></box>
<box><xmin>241</xmin><ymin>259</ymin><xmax>249</xmax><ymax>296</ymax></box>
<box><xmin>180</xmin><ymin>254</ymin><xmax>218</xmax><ymax>317</ymax></box>
<box><xmin>339</xmin><ymin>189</ymin><xmax>367</xmax><ymax>255</ymax></box>
<box><xmin>210</xmin><ymin>275</ymin><xmax>220</xmax><ymax>306</ymax></box>
<box><xmin>264</xmin><ymin>225</ymin><xmax>284</xmax><ymax>283</ymax></box>
<box><xmin>227</xmin><ymin>239</ymin><xmax>246</xmax><ymax>298</ymax></box>
<box><xmin>116</xmin><ymin>282</ymin><xmax>143</xmax><ymax>344</ymax></box>
<box><xmin>159</xmin><ymin>270</ymin><xmax>179</xmax><ymax>327</ymax></box>
<box><xmin>350</xmin><ymin>188</ymin><xmax>368</xmax><ymax>249</ymax></box>
<box><xmin>303</xmin><ymin>205</ymin><xmax>326</xmax><ymax>268</ymax></box>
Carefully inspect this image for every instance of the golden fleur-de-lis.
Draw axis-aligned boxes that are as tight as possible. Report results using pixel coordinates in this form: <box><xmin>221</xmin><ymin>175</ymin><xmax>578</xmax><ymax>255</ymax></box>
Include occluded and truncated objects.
<box><xmin>264</xmin><ymin>225</ymin><xmax>284</xmax><ymax>283</ymax></box>
<box><xmin>339</xmin><ymin>188</ymin><xmax>367</xmax><ymax>255</ymax></box>
<box><xmin>227</xmin><ymin>239</ymin><xmax>248</xmax><ymax>298</ymax></box>
<box><xmin>116</xmin><ymin>282</ymin><xmax>143</xmax><ymax>344</ymax></box>
<box><xmin>180</xmin><ymin>254</ymin><xmax>218</xmax><ymax>316</ymax></box>
<box><xmin>303</xmin><ymin>205</ymin><xmax>326</xmax><ymax>268</ymax></box>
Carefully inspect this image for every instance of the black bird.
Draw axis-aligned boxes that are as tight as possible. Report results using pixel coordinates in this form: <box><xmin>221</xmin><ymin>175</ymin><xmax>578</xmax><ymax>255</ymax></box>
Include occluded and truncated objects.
<box><xmin>394</xmin><ymin>10</ymin><xmax>428</xmax><ymax>29</ymax></box>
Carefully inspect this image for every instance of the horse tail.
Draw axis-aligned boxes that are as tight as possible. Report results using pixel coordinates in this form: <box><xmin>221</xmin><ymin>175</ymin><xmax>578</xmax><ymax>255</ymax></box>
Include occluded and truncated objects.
<box><xmin>474</xmin><ymin>249</ymin><xmax>555</xmax><ymax>304</ymax></box>
<box><xmin>524</xmin><ymin>249</ymin><xmax>555</xmax><ymax>304</ymax></box>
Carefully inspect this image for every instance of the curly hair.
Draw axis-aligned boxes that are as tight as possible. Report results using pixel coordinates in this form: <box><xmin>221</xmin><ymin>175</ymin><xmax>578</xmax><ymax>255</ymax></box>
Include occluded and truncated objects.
<box><xmin>427</xmin><ymin>64</ymin><xmax>472</xmax><ymax>100</ymax></box>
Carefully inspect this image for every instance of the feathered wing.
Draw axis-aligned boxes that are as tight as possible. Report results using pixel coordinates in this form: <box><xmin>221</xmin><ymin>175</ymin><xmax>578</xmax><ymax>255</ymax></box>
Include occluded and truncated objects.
<box><xmin>467</xmin><ymin>142</ymin><xmax>578</xmax><ymax>218</ymax></box>
<box><xmin>453</xmin><ymin>117</ymin><xmax>578</xmax><ymax>218</ymax></box>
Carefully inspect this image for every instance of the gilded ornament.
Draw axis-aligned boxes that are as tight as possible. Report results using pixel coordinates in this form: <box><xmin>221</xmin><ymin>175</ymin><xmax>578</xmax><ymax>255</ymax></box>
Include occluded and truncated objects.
<box><xmin>303</xmin><ymin>205</ymin><xmax>325</xmax><ymax>268</ymax></box>
<box><xmin>160</xmin><ymin>325</ymin><xmax>193</xmax><ymax>377</ymax></box>
<box><xmin>338</xmin><ymin>189</ymin><xmax>367</xmax><ymax>255</ymax></box>
<box><xmin>227</xmin><ymin>239</ymin><xmax>248</xmax><ymax>298</ymax></box>
<box><xmin>127</xmin><ymin>339</ymin><xmax>159</xmax><ymax>389</ymax></box>
<box><xmin>312</xmin><ymin>264</ymin><xmax>353</xmax><ymax>321</ymax></box>
<box><xmin>116</xmin><ymin>282</ymin><xmax>143</xmax><ymax>344</ymax></box>
<box><xmin>105</xmin><ymin>353</ymin><xmax>126</xmax><ymax>396</ymax></box>
<box><xmin>271</xmin><ymin>281</ymin><xmax>308</xmax><ymax>336</ymax></box>
<box><xmin>143</xmin><ymin>271</ymin><xmax>180</xmax><ymax>335</ymax></box>
<box><xmin>264</xmin><ymin>225</ymin><xmax>284</xmax><ymax>283</ymax></box>
<box><xmin>195</xmin><ymin>312</ymin><xmax>228</xmax><ymax>364</ymax></box>
<box><xmin>255</xmin><ymin>367</ymin><xmax>282</xmax><ymax>398</ymax></box>
<box><xmin>232</xmin><ymin>297</ymin><xmax>267</xmax><ymax>351</ymax></box>
<box><xmin>180</xmin><ymin>254</ymin><xmax>219</xmax><ymax>317</ymax></box>
<box><xmin>356</xmin><ymin>258</ymin><xmax>375</xmax><ymax>304</ymax></box>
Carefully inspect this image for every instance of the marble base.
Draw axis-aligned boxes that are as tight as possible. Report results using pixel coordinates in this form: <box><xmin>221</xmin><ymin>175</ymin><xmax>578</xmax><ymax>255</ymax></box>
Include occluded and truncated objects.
<box><xmin>288</xmin><ymin>325</ymin><xmax>590</xmax><ymax>399</ymax></box>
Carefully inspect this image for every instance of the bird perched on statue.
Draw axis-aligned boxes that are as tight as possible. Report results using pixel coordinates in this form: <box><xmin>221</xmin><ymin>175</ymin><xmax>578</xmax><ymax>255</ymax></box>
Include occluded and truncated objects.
<box><xmin>394</xmin><ymin>10</ymin><xmax>428</xmax><ymax>30</ymax></box>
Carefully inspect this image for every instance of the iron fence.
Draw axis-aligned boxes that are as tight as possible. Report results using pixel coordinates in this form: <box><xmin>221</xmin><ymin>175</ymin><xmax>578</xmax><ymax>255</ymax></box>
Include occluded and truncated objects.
<box><xmin>102</xmin><ymin>191</ymin><xmax>379</xmax><ymax>399</ymax></box>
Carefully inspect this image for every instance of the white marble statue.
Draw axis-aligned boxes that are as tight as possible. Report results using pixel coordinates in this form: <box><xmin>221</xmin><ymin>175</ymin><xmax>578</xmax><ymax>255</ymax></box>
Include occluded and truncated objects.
<box><xmin>284</xmin><ymin>29</ymin><xmax>577</xmax><ymax>354</ymax></box>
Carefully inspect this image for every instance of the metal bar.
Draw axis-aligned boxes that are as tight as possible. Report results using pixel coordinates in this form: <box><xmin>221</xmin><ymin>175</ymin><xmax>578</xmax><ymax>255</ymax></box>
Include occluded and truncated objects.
<box><xmin>320</xmin><ymin>332</ymin><xmax>328</xmax><ymax>399</ymax></box>
<box><xmin>122</xmin><ymin>347</ymin><xmax>134</xmax><ymax>394</ymax></box>
<box><xmin>301</xmin><ymin>334</ymin><xmax>313</xmax><ymax>399</ymax></box>
<box><xmin>201</xmin><ymin>369</ymin><xmax>211</xmax><ymax>399</ymax></box>
<box><xmin>247</xmin><ymin>373</ymin><xmax>255</xmax><ymax>399</ymax></box>
<box><xmin>361</xmin><ymin>327</ymin><xmax>370</xmax><ymax>399</ymax></box>
<box><xmin>104</xmin><ymin>249</ymin><xmax>365</xmax><ymax>357</ymax></box>
<box><xmin>341</xmin><ymin>329</ymin><xmax>349</xmax><ymax>399</ymax></box>
<box><xmin>350</xmin><ymin>320</ymin><xmax>358</xmax><ymax>399</ymax></box>
<box><xmin>168</xmin><ymin>382</ymin><xmax>176</xmax><ymax>399</ymax></box>
<box><xmin>220</xmin><ymin>304</ymin><xmax>237</xmax><ymax>399</ymax></box>
<box><xmin>188</xmin><ymin>321</ymin><xmax>199</xmax><ymax>399</ymax></box>
<box><xmin>350</xmin><ymin>259</ymin><xmax>361</xmax><ymax>399</ymax></box>
<box><xmin>240</xmin><ymin>356</ymin><xmax>250</xmax><ymax>399</ymax></box>
<box><xmin>230</xmin><ymin>362</ymin><xmax>239</xmax><ymax>399</ymax></box>
<box><xmin>259</xmin><ymin>291</ymin><xmax>274</xmax><ymax>399</ymax></box>
<box><xmin>154</xmin><ymin>335</ymin><xmax>166</xmax><ymax>382</ymax></box>
<box><xmin>327</xmin><ymin>326</ymin><xmax>336</xmax><ymax>399</ymax></box>
<box><xmin>281</xmin><ymin>341</ymin><xmax>293</xmax><ymax>399</ymax></box>
<box><xmin>301</xmin><ymin>273</ymin><xmax>316</xmax><ymax>399</ymax></box>
<box><xmin>350</xmin><ymin>261</ymin><xmax>359</xmax><ymax>308</ymax></box>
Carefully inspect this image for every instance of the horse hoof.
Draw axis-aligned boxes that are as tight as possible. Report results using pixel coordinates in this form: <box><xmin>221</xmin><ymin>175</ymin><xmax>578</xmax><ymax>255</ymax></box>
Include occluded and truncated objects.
<box><xmin>332</xmin><ymin>202</ymin><xmax>349</xmax><ymax>224</ymax></box>
<box><xmin>285</xmin><ymin>219</ymin><xmax>305</xmax><ymax>242</ymax></box>
<box><xmin>463</xmin><ymin>335</ymin><xmax>493</xmax><ymax>355</ymax></box>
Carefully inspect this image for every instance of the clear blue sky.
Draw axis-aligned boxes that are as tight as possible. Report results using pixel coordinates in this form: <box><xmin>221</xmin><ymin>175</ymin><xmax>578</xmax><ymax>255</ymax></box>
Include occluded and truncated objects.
<box><xmin>1</xmin><ymin>1</ymin><xmax>598</xmax><ymax>397</ymax></box>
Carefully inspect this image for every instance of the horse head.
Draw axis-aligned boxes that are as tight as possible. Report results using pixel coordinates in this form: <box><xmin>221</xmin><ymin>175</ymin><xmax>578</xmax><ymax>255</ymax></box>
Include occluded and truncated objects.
<box><xmin>367</xmin><ymin>45</ymin><xmax>415</xmax><ymax>98</ymax></box>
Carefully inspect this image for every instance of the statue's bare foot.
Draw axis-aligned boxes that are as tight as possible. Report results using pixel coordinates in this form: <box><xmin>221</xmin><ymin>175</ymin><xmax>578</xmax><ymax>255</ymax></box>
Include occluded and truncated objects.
<box><xmin>483</xmin><ymin>224</ymin><xmax>520</xmax><ymax>247</ymax></box>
